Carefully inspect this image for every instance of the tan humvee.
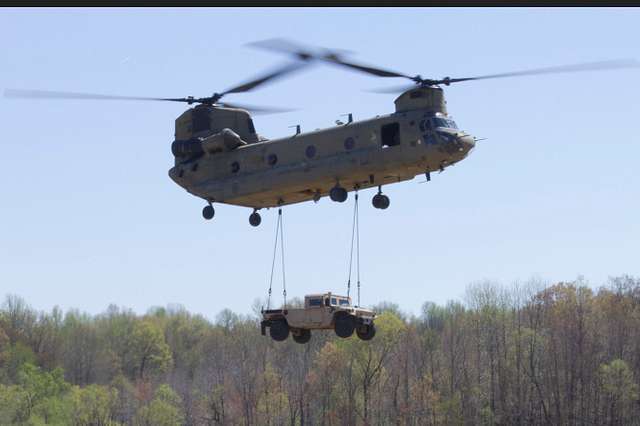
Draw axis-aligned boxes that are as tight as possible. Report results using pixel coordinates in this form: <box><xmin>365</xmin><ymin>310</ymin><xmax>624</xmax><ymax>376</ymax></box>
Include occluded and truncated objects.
<box><xmin>261</xmin><ymin>292</ymin><xmax>376</xmax><ymax>344</ymax></box>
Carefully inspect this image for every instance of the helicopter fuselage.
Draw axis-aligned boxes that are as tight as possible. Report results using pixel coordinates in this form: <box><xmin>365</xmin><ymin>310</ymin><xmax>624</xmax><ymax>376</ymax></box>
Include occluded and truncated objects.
<box><xmin>168</xmin><ymin>87</ymin><xmax>476</xmax><ymax>209</ymax></box>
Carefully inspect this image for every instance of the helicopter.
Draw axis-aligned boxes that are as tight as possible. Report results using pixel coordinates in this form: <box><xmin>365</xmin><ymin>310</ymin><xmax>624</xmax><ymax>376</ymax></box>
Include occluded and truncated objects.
<box><xmin>5</xmin><ymin>40</ymin><xmax>638</xmax><ymax>227</ymax></box>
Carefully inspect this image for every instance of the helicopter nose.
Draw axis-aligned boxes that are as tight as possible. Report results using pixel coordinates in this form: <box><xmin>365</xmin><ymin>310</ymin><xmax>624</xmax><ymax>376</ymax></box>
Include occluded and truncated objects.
<box><xmin>458</xmin><ymin>134</ymin><xmax>475</xmax><ymax>151</ymax></box>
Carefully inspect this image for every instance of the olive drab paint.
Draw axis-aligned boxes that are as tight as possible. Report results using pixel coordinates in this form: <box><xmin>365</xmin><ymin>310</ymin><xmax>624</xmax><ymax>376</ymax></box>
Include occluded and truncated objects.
<box><xmin>168</xmin><ymin>86</ymin><xmax>475</xmax><ymax>209</ymax></box>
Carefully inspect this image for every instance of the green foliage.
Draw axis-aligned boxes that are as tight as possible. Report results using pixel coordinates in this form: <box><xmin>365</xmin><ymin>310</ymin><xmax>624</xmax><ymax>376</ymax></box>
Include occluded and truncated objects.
<box><xmin>599</xmin><ymin>358</ymin><xmax>639</xmax><ymax>423</ymax></box>
<box><xmin>2</xmin><ymin>342</ymin><xmax>37</xmax><ymax>383</ymax></box>
<box><xmin>69</xmin><ymin>384</ymin><xmax>119</xmax><ymax>426</ymax></box>
<box><xmin>129</xmin><ymin>320</ymin><xmax>172</xmax><ymax>379</ymax></box>
<box><xmin>133</xmin><ymin>384</ymin><xmax>184</xmax><ymax>426</ymax></box>
<box><xmin>1</xmin><ymin>276</ymin><xmax>640</xmax><ymax>425</ymax></box>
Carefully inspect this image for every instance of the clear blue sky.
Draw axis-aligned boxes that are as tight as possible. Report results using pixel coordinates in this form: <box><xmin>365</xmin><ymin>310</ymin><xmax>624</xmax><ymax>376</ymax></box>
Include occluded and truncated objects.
<box><xmin>1</xmin><ymin>8</ymin><xmax>639</xmax><ymax>319</ymax></box>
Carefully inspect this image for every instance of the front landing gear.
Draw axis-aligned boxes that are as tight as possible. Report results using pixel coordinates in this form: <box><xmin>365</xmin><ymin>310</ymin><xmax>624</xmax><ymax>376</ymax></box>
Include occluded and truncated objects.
<box><xmin>249</xmin><ymin>210</ymin><xmax>262</xmax><ymax>227</ymax></box>
<box><xmin>329</xmin><ymin>185</ymin><xmax>348</xmax><ymax>203</ymax></box>
<box><xmin>202</xmin><ymin>203</ymin><xmax>215</xmax><ymax>220</ymax></box>
<box><xmin>372</xmin><ymin>187</ymin><xmax>390</xmax><ymax>210</ymax></box>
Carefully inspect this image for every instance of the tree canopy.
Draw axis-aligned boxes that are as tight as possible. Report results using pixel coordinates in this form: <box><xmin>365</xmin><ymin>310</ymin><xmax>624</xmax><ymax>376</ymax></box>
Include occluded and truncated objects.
<box><xmin>1</xmin><ymin>276</ymin><xmax>639</xmax><ymax>425</ymax></box>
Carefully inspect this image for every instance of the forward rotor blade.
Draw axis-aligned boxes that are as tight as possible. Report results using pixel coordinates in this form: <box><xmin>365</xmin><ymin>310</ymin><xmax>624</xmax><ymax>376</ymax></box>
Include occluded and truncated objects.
<box><xmin>249</xmin><ymin>38</ymin><xmax>414</xmax><ymax>80</ymax></box>
<box><xmin>439</xmin><ymin>58</ymin><xmax>640</xmax><ymax>84</ymax></box>
<box><xmin>247</xmin><ymin>38</ymin><xmax>353</xmax><ymax>60</ymax></box>
<box><xmin>218</xmin><ymin>101</ymin><xmax>295</xmax><ymax>115</ymax></box>
<box><xmin>3</xmin><ymin>88</ymin><xmax>190</xmax><ymax>102</ymax></box>
<box><xmin>221</xmin><ymin>61</ymin><xmax>309</xmax><ymax>96</ymax></box>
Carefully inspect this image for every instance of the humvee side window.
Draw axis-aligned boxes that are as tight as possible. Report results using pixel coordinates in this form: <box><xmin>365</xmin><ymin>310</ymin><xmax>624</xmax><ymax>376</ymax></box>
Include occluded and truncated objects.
<box><xmin>308</xmin><ymin>298</ymin><xmax>322</xmax><ymax>307</ymax></box>
<box><xmin>331</xmin><ymin>297</ymin><xmax>337</xmax><ymax>305</ymax></box>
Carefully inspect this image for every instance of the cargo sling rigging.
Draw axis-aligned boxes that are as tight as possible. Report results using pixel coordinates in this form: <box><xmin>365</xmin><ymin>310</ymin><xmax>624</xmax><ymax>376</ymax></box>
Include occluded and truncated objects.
<box><xmin>347</xmin><ymin>191</ymin><xmax>361</xmax><ymax>307</ymax></box>
<box><xmin>265</xmin><ymin>192</ymin><xmax>363</xmax><ymax>310</ymax></box>
<box><xmin>266</xmin><ymin>208</ymin><xmax>286</xmax><ymax>310</ymax></box>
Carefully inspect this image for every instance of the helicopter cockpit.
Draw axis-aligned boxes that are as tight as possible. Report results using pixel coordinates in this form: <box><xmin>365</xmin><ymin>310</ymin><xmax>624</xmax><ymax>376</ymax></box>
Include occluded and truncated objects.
<box><xmin>420</xmin><ymin>115</ymin><xmax>459</xmax><ymax>132</ymax></box>
<box><xmin>431</xmin><ymin>117</ymin><xmax>458</xmax><ymax>130</ymax></box>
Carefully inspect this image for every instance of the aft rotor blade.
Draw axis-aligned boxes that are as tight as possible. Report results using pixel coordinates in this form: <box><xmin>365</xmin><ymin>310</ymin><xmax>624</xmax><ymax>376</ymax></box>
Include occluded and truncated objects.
<box><xmin>324</xmin><ymin>57</ymin><xmax>415</xmax><ymax>79</ymax></box>
<box><xmin>438</xmin><ymin>58</ymin><xmax>640</xmax><ymax>85</ymax></box>
<box><xmin>219</xmin><ymin>101</ymin><xmax>295</xmax><ymax>115</ymax></box>
<box><xmin>221</xmin><ymin>61</ymin><xmax>309</xmax><ymax>96</ymax></box>
<box><xmin>3</xmin><ymin>88</ymin><xmax>192</xmax><ymax>103</ymax></box>
<box><xmin>369</xmin><ymin>83</ymin><xmax>419</xmax><ymax>94</ymax></box>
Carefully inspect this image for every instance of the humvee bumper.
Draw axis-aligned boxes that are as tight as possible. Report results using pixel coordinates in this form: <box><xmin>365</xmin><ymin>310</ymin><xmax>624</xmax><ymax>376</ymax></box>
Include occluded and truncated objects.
<box><xmin>358</xmin><ymin>316</ymin><xmax>374</xmax><ymax>326</ymax></box>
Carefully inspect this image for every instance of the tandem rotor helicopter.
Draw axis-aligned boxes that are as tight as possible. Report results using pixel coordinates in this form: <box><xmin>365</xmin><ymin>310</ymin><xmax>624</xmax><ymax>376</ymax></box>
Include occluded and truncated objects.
<box><xmin>5</xmin><ymin>39</ymin><xmax>638</xmax><ymax>227</ymax></box>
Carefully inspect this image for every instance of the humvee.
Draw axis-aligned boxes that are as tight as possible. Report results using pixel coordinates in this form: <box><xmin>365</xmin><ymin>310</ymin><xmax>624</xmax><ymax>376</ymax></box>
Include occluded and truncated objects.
<box><xmin>261</xmin><ymin>292</ymin><xmax>376</xmax><ymax>344</ymax></box>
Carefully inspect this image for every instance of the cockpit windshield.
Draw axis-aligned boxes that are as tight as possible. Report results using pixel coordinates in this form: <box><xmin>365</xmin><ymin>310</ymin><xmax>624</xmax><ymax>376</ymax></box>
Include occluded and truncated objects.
<box><xmin>432</xmin><ymin>118</ymin><xmax>458</xmax><ymax>129</ymax></box>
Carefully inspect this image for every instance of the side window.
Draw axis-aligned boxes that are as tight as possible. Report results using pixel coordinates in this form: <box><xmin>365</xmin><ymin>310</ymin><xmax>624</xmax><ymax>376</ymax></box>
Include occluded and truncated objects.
<box><xmin>247</xmin><ymin>118</ymin><xmax>256</xmax><ymax>134</ymax></box>
<box><xmin>308</xmin><ymin>298</ymin><xmax>322</xmax><ymax>307</ymax></box>
<box><xmin>331</xmin><ymin>297</ymin><xmax>337</xmax><ymax>305</ymax></box>
<box><xmin>381</xmin><ymin>122</ymin><xmax>400</xmax><ymax>148</ymax></box>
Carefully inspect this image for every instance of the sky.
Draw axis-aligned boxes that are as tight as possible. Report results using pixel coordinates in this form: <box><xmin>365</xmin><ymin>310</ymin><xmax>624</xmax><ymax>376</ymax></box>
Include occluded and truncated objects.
<box><xmin>1</xmin><ymin>8</ymin><xmax>639</xmax><ymax>320</ymax></box>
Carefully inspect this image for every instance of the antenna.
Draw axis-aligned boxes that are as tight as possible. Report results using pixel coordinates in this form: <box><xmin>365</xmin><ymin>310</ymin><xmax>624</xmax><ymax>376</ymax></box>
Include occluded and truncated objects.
<box><xmin>288</xmin><ymin>124</ymin><xmax>301</xmax><ymax>136</ymax></box>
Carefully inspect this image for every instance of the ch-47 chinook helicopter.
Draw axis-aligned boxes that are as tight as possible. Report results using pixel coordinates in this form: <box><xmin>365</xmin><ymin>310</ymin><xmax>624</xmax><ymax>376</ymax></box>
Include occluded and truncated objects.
<box><xmin>6</xmin><ymin>41</ymin><xmax>638</xmax><ymax>227</ymax></box>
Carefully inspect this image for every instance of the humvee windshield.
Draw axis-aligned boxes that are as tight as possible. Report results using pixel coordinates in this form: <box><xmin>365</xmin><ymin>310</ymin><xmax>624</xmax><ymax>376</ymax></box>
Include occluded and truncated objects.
<box><xmin>339</xmin><ymin>299</ymin><xmax>351</xmax><ymax>306</ymax></box>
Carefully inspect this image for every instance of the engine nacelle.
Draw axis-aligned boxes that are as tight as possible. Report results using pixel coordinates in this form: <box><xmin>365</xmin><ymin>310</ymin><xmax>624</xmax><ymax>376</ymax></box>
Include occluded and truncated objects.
<box><xmin>201</xmin><ymin>128</ymin><xmax>247</xmax><ymax>154</ymax></box>
<box><xmin>171</xmin><ymin>139</ymin><xmax>204</xmax><ymax>157</ymax></box>
<box><xmin>171</xmin><ymin>129</ymin><xmax>247</xmax><ymax>158</ymax></box>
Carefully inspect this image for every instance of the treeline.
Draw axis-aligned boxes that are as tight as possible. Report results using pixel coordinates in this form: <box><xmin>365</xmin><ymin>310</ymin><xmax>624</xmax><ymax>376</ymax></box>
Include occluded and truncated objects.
<box><xmin>1</xmin><ymin>276</ymin><xmax>640</xmax><ymax>425</ymax></box>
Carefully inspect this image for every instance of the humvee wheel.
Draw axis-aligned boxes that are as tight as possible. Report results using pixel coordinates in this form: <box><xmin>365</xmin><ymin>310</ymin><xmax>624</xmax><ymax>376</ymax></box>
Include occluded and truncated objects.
<box><xmin>356</xmin><ymin>323</ymin><xmax>376</xmax><ymax>341</ymax></box>
<box><xmin>334</xmin><ymin>313</ymin><xmax>355</xmax><ymax>338</ymax></box>
<box><xmin>269</xmin><ymin>320</ymin><xmax>290</xmax><ymax>342</ymax></box>
<box><xmin>292</xmin><ymin>329</ymin><xmax>311</xmax><ymax>344</ymax></box>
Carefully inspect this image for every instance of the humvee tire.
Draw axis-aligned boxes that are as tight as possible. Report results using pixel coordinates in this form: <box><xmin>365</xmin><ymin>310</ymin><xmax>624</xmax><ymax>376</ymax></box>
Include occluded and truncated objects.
<box><xmin>292</xmin><ymin>329</ymin><xmax>311</xmax><ymax>344</ymax></box>
<box><xmin>334</xmin><ymin>312</ymin><xmax>355</xmax><ymax>338</ymax></box>
<box><xmin>269</xmin><ymin>319</ymin><xmax>290</xmax><ymax>341</ymax></box>
<box><xmin>356</xmin><ymin>323</ymin><xmax>376</xmax><ymax>341</ymax></box>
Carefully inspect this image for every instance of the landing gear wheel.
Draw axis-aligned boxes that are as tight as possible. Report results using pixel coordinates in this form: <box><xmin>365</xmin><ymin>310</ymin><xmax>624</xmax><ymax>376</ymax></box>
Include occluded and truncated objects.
<box><xmin>249</xmin><ymin>211</ymin><xmax>262</xmax><ymax>227</ymax></box>
<box><xmin>292</xmin><ymin>329</ymin><xmax>311</xmax><ymax>344</ymax></box>
<box><xmin>269</xmin><ymin>320</ymin><xmax>289</xmax><ymax>342</ymax></box>
<box><xmin>329</xmin><ymin>186</ymin><xmax>348</xmax><ymax>203</ymax></box>
<box><xmin>202</xmin><ymin>204</ymin><xmax>215</xmax><ymax>220</ymax></box>
<box><xmin>334</xmin><ymin>313</ymin><xmax>355</xmax><ymax>338</ymax></box>
<box><xmin>356</xmin><ymin>323</ymin><xmax>376</xmax><ymax>341</ymax></box>
<box><xmin>372</xmin><ymin>193</ymin><xmax>390</xmax><ymax>210</ymax></box>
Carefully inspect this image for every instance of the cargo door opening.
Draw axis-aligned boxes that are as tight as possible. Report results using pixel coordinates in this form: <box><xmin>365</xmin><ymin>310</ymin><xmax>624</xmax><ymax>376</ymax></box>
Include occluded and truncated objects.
<box><xmin>381</xmin><ymin>122</ymin><xmax>400</xmax><ymax>148</ymax></box>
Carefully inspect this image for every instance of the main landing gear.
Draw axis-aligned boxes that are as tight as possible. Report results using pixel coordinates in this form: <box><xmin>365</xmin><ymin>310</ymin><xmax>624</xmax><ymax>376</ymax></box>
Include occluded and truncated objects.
<box><xmin>329</xmin><ymin>185</ymin><xmax>348</xmax><ymax>203</ymax></box>
<box><xmin>249</xmin><ymin>209</ymin><xmax>262</xmax><ymax>227</ymax></box>
<box><xmin>372</xmin><ymin>186</ymin><xmax>390</xmax><ymax>210</ymax></box>
<box><xmin>202</xmin><ymin>202</ymin><xmax>215</xmax><ymax>220</ymax></box>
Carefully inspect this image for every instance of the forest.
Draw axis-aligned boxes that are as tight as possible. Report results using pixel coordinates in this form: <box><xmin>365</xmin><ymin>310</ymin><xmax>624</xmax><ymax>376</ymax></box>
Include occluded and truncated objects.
<box><xmin>1</xmin><ymin>275</ymin><xmax>639</xmax><ymax>425</ymax></box>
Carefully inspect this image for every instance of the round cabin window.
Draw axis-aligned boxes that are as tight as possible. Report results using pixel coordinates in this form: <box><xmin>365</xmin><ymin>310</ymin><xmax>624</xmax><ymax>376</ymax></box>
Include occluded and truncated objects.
<box><xmin>231</xmin><ymin>161</ymin><xmax>240</xmax><ymax>173</ymax></box>
<box><xmin>305</xmin><ymin>145</ymin><xmax>316</xmax><ymax>159</ymax></box>
<box><xmin>267</xmin><ymin>154</ymin><xmax>278</xmax><ymax>166</ymax></box>
<box><xmin>344</xmin><ymin>137</ymin><xmax>355</xmax><ymax>151</ymax></box>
